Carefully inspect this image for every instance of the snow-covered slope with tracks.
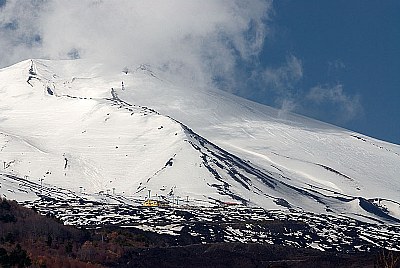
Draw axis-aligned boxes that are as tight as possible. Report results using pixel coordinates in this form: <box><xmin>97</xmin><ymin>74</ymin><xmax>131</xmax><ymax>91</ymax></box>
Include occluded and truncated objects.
<box><xmin>1</xmin><ymin>59</ymin><xmax>399</xmax><ymax>224</ymax></box>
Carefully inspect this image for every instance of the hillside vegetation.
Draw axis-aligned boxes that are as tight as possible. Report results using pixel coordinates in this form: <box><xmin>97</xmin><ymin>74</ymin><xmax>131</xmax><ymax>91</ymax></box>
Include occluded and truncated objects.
<box><xmin>1</xmin><ymin>198</ymin><xmax>399</xmax><ymax>267</ymax></box>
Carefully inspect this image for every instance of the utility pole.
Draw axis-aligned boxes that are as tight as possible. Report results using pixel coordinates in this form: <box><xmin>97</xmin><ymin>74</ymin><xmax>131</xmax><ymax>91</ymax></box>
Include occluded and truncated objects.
<box><xmin>148</xmin><ymin>189</ymin><xmax>151</xmax><ymax>199</ymax></box>
<box><xmin>39</xmin><ymin>178</ymin><xmax>44</xmax><ymax>195</ymax></box>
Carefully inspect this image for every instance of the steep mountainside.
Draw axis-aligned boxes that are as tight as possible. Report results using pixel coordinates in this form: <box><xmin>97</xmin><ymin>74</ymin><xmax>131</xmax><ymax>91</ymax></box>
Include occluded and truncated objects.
<box><xmin>0</xmin><ymin>59</ymin><xmax>399</xmax><ymax>225</ymax></box>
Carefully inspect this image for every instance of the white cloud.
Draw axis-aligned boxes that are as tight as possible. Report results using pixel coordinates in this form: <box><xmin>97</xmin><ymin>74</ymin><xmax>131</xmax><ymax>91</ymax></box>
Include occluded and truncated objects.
<box><xmin>258</xmin><ymin>54</ymin><xmax>303</xmax><ymax>115</ymax></box>
<box><xmin>0</xmin><ymin>0</ymin><xmax>272</xmax><ymax>87</ymax></box>
<box><xmin>0</xmin><ymin>0</ymin><xmax>44</xmax><ymax>63</ymax></box>
<box><xmin>306</xmin><ymin>84</ymin><xmax>362</xmax><ymax>122</ymax></box>
<box><xmin>262</xmin><ymin>55</ymin><xmax>303</xmax><ymax>94</ymax></box>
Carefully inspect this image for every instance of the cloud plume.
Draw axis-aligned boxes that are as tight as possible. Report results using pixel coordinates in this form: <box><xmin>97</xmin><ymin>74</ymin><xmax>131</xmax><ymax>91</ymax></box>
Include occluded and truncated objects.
<box><xmin>262</xmin><ymin>55</ymin><xmax>303</xmax><ymax>94</ymax></box>
<box><xmin>0</xmin><ymin>0</ymin><xmax>271</xmax><ymax>87</ymax></box>
<box><xmin>259</xmin><ymin>55</ymin><xmax>303</xmax><ymax>116</ymax></box>
<box><xmin>306</xmin><ymin>84</ymin><xmax>363</xmax><ymax>123</ymax></box>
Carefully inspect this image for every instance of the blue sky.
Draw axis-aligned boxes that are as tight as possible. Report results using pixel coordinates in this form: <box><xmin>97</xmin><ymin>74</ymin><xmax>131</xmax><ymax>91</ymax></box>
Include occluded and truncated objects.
<box><xmin>0</xmin><ymin>0</ymin><xmax>398</xmax><ymax>144</ymax></box>
<box><xmin>250</xmin><ymin>0</ymin><xmax>400</xmax><ymax>144</ymax></box>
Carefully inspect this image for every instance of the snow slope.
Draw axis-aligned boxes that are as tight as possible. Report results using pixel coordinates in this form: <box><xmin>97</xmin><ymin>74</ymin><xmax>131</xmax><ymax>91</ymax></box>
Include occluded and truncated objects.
<box><xmin>0</xmin><ymin>59</ymin><xmax>399</xmax><ymax>224</ymax></box>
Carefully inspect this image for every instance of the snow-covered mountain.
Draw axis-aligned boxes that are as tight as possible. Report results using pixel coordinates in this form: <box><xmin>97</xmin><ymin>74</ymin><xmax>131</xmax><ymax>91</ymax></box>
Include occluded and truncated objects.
<box><xmin>1</xmin><ymin>59</ymin><xmax>399</xmax><ymax>225</ymax></box>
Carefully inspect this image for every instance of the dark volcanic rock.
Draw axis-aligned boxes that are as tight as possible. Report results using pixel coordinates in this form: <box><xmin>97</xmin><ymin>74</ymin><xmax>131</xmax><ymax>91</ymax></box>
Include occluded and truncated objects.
<box><xmin>117</xmin><ymin>243</ymin><xmax>377</xmax><ymax>268</ymax></box>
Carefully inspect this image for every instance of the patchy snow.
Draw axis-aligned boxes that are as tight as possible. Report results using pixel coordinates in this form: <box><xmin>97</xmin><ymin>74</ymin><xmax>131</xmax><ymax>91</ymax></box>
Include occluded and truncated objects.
<box><xmin>133</xmin><ymin>224</ymin><xmax>184</xmax><ymax>236</ymax></box>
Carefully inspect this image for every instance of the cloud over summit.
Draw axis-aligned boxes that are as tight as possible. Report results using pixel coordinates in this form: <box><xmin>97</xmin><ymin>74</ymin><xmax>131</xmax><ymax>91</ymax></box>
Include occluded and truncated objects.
<box><xmin>0</xmin><ymin>0</ymin><xmax>271</xmax><ymax>87</ymax></box>
<box><xmin>0</xmin><ymin>0</ymin><xmax>364</xmax><ymax>127</ymax></box>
